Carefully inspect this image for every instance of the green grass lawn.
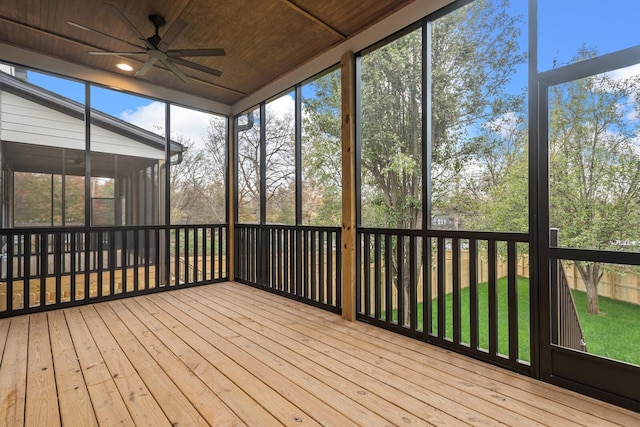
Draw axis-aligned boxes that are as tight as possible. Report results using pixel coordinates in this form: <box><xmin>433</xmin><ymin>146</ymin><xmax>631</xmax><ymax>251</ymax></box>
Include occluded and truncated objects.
<box><xmin>572</xmin><ymin>290</ymin><xmax>640</xmax><ymax>366</ymax></box>
<box><xmin>387</xmin><ymin>277</ymin><xmax>640</xmax><ymax>365</ymax></box>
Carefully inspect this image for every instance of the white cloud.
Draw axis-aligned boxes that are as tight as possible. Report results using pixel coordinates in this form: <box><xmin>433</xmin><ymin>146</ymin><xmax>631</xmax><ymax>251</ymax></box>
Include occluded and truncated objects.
<box><xmin>607</xmin><ymin>63</ymin><xmax>640</xmax><ymax>82</ymax></box>
<box><xmin>266</xmin><ymin>93</ymin><xmax>295</xmax><ymax>118</ymax></box>
<box><xmin>483</xmin><ymin>111</ymin><xmax>522</xmax><ymax>138</ymax></box>
<box><xmin>119</xmin><ymin>101</ymin><xmax>165</xmax><ymax>136</ymax></box>
<box><xmin>119</xmin><ymin>101</ymin><xmax>223</xmax><ymax>148</ymax></box>
<box><xmin>170</xmin><ymin>105</ymin><xmax>222</xmax><ymax>147</ymax></box>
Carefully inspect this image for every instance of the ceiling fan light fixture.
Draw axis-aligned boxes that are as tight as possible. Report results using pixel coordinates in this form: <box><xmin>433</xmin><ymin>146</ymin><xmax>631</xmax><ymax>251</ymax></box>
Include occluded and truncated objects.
<box><xmin>116</xmin><ymin>62</ymin><xmax>133</xmax><ymax>72</ymax></box>
<box><xmin>116</xmin><ymin>63</ymin><xmax>134</xmax><ymax>72</ymax></box>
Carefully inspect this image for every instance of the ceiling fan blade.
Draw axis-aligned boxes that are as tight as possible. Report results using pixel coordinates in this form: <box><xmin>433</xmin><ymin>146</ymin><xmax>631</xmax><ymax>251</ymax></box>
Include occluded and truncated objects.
<box><xmin>104</xmin><ymin>2</ymin><xmax>155</xmax><ymax>50</ymax></box>
<box><xmin>160</xmin><ymin>59</ymin><xmax>189</xmax><ymax>83</ymax></box>
<box><xmin>137</xmin><ymin>57</ymin><xmax>158</xmax><ymax>77</ymax></box>
<box><xmin>157</xmin><ymin>19</ymin><xmax>187</xmax><ymax>51</ymax></box>
<box><xmin>88</xmin><ymin>51</ymin><xmax>147</xmax><ymax>56</ymax></box>
<box><xmin>166</xmin><ymin>48</ymin><xmax>226</xmax><ymax>57</ymax></box>
<box><xmin>170</xmin><ymin>57</ymin><xmax>223</xmax><ymax>77</ymax></box>
<box><xmin>69</xmin><ymin>21</ymin><xmax>145</xmax><ymax>50</ymax></box>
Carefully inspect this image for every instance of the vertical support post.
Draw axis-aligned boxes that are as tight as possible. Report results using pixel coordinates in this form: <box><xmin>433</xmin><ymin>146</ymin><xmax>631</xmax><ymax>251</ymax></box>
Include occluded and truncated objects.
<box><xmin>341</xmin><ymin>51</ymin><xmax>357</xmax><ymax>321</ymax></box>
<box><xmin>549</xmin><ymin>228</ymin><xmax>559</xmax><ymax>346</ymax></box>
<box><xmin>227</xmin><ymin>119</ymin><xmax>235</xmax><ymax>281</ymax></box>
<box><xmin>162</xmin><ymin>103</ymin><xmax>171</xmax><ymax>287</ymax></box>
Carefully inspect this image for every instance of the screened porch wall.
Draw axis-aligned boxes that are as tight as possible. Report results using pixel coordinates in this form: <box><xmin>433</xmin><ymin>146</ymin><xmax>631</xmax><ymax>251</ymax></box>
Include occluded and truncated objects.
<box><xmin>0</xmin><ymin>66</ymin><xmax>228</xmax><ymax>316</ymax></box>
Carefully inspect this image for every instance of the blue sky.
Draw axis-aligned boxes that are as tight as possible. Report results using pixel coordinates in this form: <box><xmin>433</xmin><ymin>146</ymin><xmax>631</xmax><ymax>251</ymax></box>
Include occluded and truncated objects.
<box><xmin>20</xmin><ymin>0</ymin><xmax>640</xmax><ymax>126</ymax></box>
<box><xmin>538</xmin><ymin>0</ymin><xmax>640</xmax><ymax>70</ymax></box>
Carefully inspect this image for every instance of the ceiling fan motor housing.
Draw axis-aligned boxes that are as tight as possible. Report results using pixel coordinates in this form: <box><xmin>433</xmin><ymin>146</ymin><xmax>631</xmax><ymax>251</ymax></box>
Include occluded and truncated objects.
<box><xmin>147</xmin><ymin>14</ymin><xmax>165</xmax><ymax>47</ymax></box>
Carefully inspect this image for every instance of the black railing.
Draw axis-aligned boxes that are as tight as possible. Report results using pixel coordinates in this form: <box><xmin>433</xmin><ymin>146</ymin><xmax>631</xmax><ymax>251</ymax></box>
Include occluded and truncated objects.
<box><xmin>357</xmin><ymin>227</ymin><xmax>530</xmax><ymax>373</ymax></box>
<box><xmin>555</xmin><ymin>262</ymin><xmax>587</xmax><ymax>352</ymax></box>
<box><xmin>549</xmin><ymin>228</ymin><xmax>588</xmax><ymax>353</ymax></box>
<box><xmin>0</xmin><ymin>224</ymin><xmax>227</xmax><ymax>317</ymax></box>
<box><xmin>235</xmin><ymin>224</ymin><xmax>341</xmax><ymax>313</ymax></box>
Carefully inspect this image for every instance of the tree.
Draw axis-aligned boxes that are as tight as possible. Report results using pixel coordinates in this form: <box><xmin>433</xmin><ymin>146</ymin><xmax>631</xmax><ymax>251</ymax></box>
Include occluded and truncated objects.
<box><xmin>301</xmin><ymin>69</ymin><xmax>342</xmax><ymax>226</ymax></box>
<box><xmin>171</xmin><ymin>130</ymin><xmax>226</xmax><ymax>225</ymax></box>
<box><xmin>302</xmin><ymin>0</ymin><xmax>527</xmax><ymax>325</ymax></box>
<box><xmin>549</xmin><ymin>48</ymin><xmax>640</xmax><ymax>314</ymax></box>
<box><xmin>235</xmin><ymin>101</ymin><xmax>296</xmax><ymax>224</ymax></box>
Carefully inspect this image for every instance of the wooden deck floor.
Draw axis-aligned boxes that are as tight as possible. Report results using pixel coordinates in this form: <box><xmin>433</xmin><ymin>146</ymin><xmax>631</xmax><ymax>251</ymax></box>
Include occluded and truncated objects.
<box><xmin>0</xmin><ymin>282</ymin><xmax>638</xmax><ymax>426</ymax></box>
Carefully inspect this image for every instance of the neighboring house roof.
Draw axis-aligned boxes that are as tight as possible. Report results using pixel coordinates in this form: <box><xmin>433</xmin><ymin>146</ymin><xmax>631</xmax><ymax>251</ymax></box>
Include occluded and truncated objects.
<box><xmin>0</xmin><ymin>71</ymin><xmax>184</xmax><ymax>155</ymax></box>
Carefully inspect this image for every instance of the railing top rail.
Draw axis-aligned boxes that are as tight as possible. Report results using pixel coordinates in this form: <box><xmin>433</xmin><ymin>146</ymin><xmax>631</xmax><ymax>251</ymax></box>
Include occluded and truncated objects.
<box><xmin>357</xmin><ymin>227</ymin><xmax>528</xmax><ymax>242</ymax></box>
<box><xmin>235</xmin><ymin>224</ymin><xmax>341</xmax><ymax>232</ymax></box>
<box><xmin>169</xmin><ymin>224</ymin><xmax>227</xmax><ymax>229</ymax></box>
<box><xmin>551</xmin><ymin>247</ymin><xmax>640</xmax><ymax>266</ymax></box>
<box><xmin>0</xmin><ymin>224</ymin><xmax>227</xmax><ymax>235</ymax></box>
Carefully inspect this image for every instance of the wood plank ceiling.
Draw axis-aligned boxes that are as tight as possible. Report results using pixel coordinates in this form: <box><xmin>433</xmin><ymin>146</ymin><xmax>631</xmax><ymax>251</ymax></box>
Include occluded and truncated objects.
<box><xmin>0</xmin><ymin>0</ymin><xmax>413</xmax><ymax>106</ymax></box>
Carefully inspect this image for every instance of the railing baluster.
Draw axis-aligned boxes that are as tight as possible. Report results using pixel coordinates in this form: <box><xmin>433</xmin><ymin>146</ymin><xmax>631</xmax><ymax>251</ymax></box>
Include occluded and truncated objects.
<box><xmin>469</xmin><ymin>239</ymin><xmax>479</xmax><ymax>350</ymax></box>
<box><xmin>437</xmin><ymin>237</ymin><xmax>446</xmax><ymax>339</ymax></box>
<box><xmin>374</xmin><ymin>233</ymin><xmax>381</xmax><ymax>320</ymax></box>
<box><xmin>452</xmin><ymin>237</ymin><xmax>461</xmax><ymax>344</ymax></box>
<box><xmin>98</xmin><ymin>232</ymin><xmax>104</xmax><ymax>298</ymax></box>
<box><xmin>409</xmin><ymin>235</ymin><xmax>417</xmax><ymax>331</ymax></box>
<box><xmin>508</xmin><ymin>240</ymin><xmax>518</xmax><ymax>363</ymax></box>
<box><xmin>385</xmin><ymin>234</ymin><xmax>392</xmax><ymax>323</ymax></box>
<box><xmin>23</xmin><ymin>234</ymin><xmax>30</xmax><ymax>309</ymax></box>
<box><xmin>303</xmin><ymin>229</ymin><xmax>309</xmax><ymax>299</ymax></box>
<box><xmin>283</xmin><ymin>229</ymin><xmax>289</xmax><ymax>293</ymax></box>
<box><xmin>311</xmin><ymin>230</ymin><xmax>317</xmax><ymax>301</ymax></box>
<box><xmin>7</xmin><ymin>234</ymin><xmax>14</xmax><ymax>313</ymax></box>
<box><xmin>272</xmin><ymin>228</ymin><xmax>277</xmax><ymax>289</ymax></box>
<box><xmin>488</xmin><ymin>239</ymin><xmax>498</xmax><ymax>356</ymax></box>
<box><xmin>143</xmin><ymin>228</ymin><xmax>150</xmax><ymax>289</ymax></box>
<box><xmin>397</xmin><ymin>234</ymin><xmax>405</xmax><ymax>328</ymax></box>
<box><xmin>40</xmin><ymin>233</ymin><xmax>47</xmax><ymax>307</ymax></box>
<box><xmin>327</xmin><ymin>231</ymin><xmax>333</xmax><ymax>307</ymax></box>
<box><xmin>336</xmin><ymin>231</ymin><xmax>342</xmax><ymax>309</ymax></box>
<box><xmin>134</xmin><ymin>229</ymin><xmax>140</xmax><ymax>292</ymax></box>
<box><xmin>364</xmin><ymin>232</ymin><xmax>371</xmax><ymax>317</ymax></box>
<box><xmin>55</xmin><ymin>232</ymin><xmax>62</xmax><ymax>304</ymax></box>
<box><xmin>71</xmin><ymin>231</ymin><xmax>77</xmax><ymax>302</ymax></box>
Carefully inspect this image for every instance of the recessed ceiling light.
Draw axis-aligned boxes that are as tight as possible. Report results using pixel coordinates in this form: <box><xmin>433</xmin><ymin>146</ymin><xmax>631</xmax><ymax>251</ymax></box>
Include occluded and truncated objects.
<box><xmin>116</xmin><ymin>63</ymin><xmax>134</xmax><ymax>72</ymax></box>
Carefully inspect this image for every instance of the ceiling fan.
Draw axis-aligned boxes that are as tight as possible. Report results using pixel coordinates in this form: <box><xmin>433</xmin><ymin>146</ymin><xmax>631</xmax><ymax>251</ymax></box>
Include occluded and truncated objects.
<box><xmin>68</xmin><ymin>2</ymin><xmax>225</xmax><ymax>83</ymax></box>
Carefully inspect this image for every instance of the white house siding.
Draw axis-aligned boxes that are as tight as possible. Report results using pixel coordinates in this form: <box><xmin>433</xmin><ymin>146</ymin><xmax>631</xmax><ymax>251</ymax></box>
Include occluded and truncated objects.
<box><xmin>0</xmin><ymin>91</ymin><xmax>164</xmax><ymax>160</ymax></box>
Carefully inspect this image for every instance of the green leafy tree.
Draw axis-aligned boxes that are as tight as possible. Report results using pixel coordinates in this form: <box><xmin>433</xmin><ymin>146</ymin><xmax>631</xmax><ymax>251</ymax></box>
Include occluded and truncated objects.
<box><xmin>14</xmin><ymin>172</ymin><xmax>52</xmax><ymax>225</ymax></box>
<box><xmin>549</xmin><ymin>48</ymin><xmax>640</xmax><ymax>314</ymax></box>
<box><xmin>302</xmin><ymin>69</ymin><xmax>342</xmax><ymax>226</ymax></box>
<box><xmin>303</xmin><ymin>0</ymin><xmax>526</xmax><ymax>325</ymax></box>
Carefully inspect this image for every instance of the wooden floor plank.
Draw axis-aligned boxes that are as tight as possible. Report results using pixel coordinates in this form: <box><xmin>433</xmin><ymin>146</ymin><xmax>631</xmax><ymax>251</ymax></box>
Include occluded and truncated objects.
<box><xmin>184</xmin><ymin>287</ymin><xmax>470</xmax><ymax>426</ymax></box>
<box><xmin>0</xmin><ymin>318</ymin><xmax>11</xmax><ymax>364</ymax></box>
<box><xmin>214</xmin><ymin>282</ymin><xmax>640</xmax><ymax>427</ymax></box>
<box><xmin>196</xmin><ymin>285</ymin><xmax>509</xmax><ymax>426</ymax></box>
<box><xmin>47</xmin><ymin>310</ymin><xmax>97</xmax><ymax>427</ymax></box>
<box><xmin>158</xmin><ymin>290</ymin><xmax>406</xmax><ymax>427</ymax></box>
<box><xmin>143</xmin><ymin>294</ymin><xmax>332</xmax><ymax>427</ymax></box>
<box><xmin>151</xmin><ymin>291</ymin><xmax>362</xmax><ymax>427</ymax></box>
<box><xmin>64</xmin><ymin>308</ymin><xmax>134</xmax><ymax>426</ymax></box>
<box><xmin>232</xmin><ymin>284</ymin><xmax>640</xmax><ymax>427</ymax></box>
<box><xmin>3</xmin><ymin>282</ymin><xmax>639</xmax><ymax>427</ymax></box>
<box><xmin>0</xmin><ymin>316</ymin><xmax>29</xmax><ymax>427</ymax></box>
<box><xmin>172</xmin><ymin>287</ymin><xmax>451</xmax><ymax>426</ymax></box>
<box><xmin>78</xmin><ymin>305</ymin><xmax>172</xmax><ymax>427</ymax></box>
<box><xmin>25</xmin><ymin>312</ymin><xmax>60</xmax><ymax>426</ymax></box>
<box><xmin>119</xmin><ymin>297</ymin><xmax>281</xmax><ymax>427</ymax></box>
<box><xmin>210</xmin><ymin>287</ymin><xmax>578</xmax><ymax>427</ymax></box>
<box><xmin>107</xmin><ymin>299</ymin><xmax>245</xmax><ymax>427</ymax></box>
<box><xmin>92</xmin><ymin>302</ymin><xmax>210</xmax><ymax>427</ymax></box>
